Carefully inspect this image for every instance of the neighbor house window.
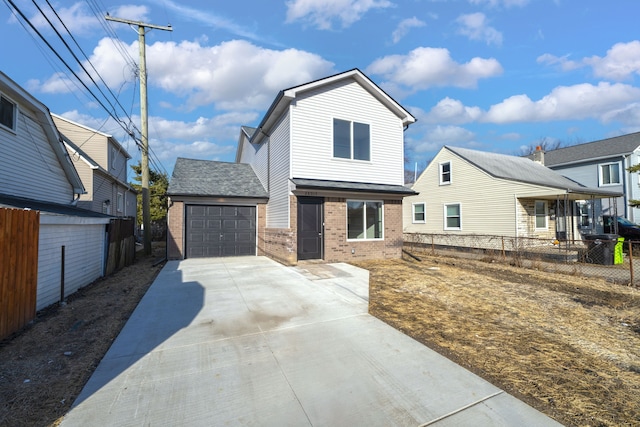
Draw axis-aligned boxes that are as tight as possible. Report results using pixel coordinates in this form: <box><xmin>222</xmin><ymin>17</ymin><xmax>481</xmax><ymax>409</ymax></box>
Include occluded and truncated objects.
<box><xmin>577</xmin><ymin>201</ymin><xmax>592</xmax><ymax>228</ymax></box>
<box><xmin>111</xmin><ymin>147</ymin><xmax>117</xmax><ymax>170</ymax></box>
<box><xmin>117</xmin><ymin>192</ymin><xmax>124</xmax><ymax>213</ymax></box>
<box><xmin>439</xmin><ymin>161</ymin><xmax>451</xmax><ymax>185</ymax></box>
<box><xmin>0</xmin><ymin>95</ymin><xmax>16</xmax><ymax>131</ymax></box>
<box><xmin>333</xmin><ymin>118</ymin><xmax>370</xmax><ymax>161</ymax></box>
<box><xmin>535</xmin><ymin>200</ymin><xmax>547</xmax><ymax>229</ymax></box>
<box><xmin>412</xmin><ymin>202</ymin><xmax>426</xmax><ymax>223</ymax></box>
<box><xmin>444</xmin><ymin>203</ymin><xmax>461</xmax><ymax>230</ymax></box>
<box><xmin>347</xmin><ymin>200</ymin><xmax>382</xmax><ymax>240</ymax></box>
<box><xmin>599</xmin><ymin>162</ymin><xmax>620</xmax><ymax>186</ymax></box>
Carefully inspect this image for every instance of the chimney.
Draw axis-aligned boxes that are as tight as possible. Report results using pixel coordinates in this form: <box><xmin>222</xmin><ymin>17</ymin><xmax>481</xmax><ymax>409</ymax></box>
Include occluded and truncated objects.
<box><xmin>533</xmin><ymin>145</ymin><xmax>544</xmax><ymax>165</ymax></box>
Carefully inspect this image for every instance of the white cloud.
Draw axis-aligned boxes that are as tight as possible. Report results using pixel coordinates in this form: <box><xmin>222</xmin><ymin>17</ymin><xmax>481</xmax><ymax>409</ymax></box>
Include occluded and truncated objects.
<box><xmin>483</xmin><ymin>82</ymin><xmax>640</xmax><ymax>123</ymax></box>
<box><xmin>455</xmin><ymin>13</ymin><xmax>503</xmax><ymax>46</ymax></box>
<box><xmin>285</xmin><ymin>0</ymin><xmax>394</xmax><ymax>30</ymax></box>
<box><xmin>28</xmin><ymin>1</ymin><xmax>105</xmax><ymax>35</ymax></box>
<box><xmin>391</xmin><ymin>17</ymin><xmax>426</xmax><ymax>44</ymax></box>
<box><xmin>424</xmin><ymin>97</ymin><xmax>482</xmax><ymax>124</ymax></box>
<box><xmin>536</xmin><ymin>53</ymin><xmax>582</xmax><ymax>71</ymax></box>
<box><xmin>584</xmin><ymin>41</ymin><xmax>640</xmax><ymax>80</ymax></box>
<box><xmin>40</xmin><ymin>38</ymin><xmax>334</xmax><ymax>111</ymax></box>
<box><xmin>366</xmin><ymin>47</ymin><xmax>503</xmax><ymax>92</ymax></box>
<box><xmin>409</xmin><ymin>125</ymin><xmax>475</xmax><ymax>153</ymax></box>
<box><xmin>539</xmin><ymin>41</ymin><xmax>640</xmax><ymax>81</ymax></box>
<box><xmin>468</xmin><ymin>0</ymin><xmax>529</xmax><ymax>7</ymax></box>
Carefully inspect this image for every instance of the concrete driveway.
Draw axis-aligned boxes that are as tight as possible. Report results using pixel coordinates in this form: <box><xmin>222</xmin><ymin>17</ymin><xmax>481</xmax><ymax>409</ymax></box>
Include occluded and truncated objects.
<box><xmin>60</xmin><ymin>256</ymin><xmax>562</xmax><ymax>426</ymax></box>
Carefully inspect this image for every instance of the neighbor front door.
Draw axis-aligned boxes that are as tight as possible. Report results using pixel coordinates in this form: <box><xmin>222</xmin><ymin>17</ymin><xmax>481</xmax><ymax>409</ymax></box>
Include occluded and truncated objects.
<box><xmin>297</xmin><ymin>197</ymin><xmax>323</xmax><ymax>260</ymax></box>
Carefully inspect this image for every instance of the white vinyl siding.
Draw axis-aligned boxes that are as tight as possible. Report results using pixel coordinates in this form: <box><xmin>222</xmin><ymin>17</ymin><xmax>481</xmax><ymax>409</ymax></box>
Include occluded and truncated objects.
<box><xmin>266</xmin><ymin>111</ymin><xmax>290</xmax><ymax>228</ymax></box>
<box><xmin>36</xmin><ymin>221</ymin><xmax>106</xmax><ymax>310</ymax></box>
<box><xmin>0</xmin><ymin>110</ymin><xmax>73</xmax><ymax>204</ymax></box>
<box><xmin>403</xmin><ymin>149</ymin><xmax>575</xmax><ymax>236</ymax></box>
<box><xmin>290</xmin><ymin>79</ymin><xmax>404</xmax><ymax>186</ymax></box>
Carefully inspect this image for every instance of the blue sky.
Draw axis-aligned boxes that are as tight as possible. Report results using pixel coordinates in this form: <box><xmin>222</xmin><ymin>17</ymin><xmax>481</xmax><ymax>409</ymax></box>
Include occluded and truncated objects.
<box><xmin>2</xmin><ymin>0</ymin><xmax>640</xmax><ymax>179</ymax></box>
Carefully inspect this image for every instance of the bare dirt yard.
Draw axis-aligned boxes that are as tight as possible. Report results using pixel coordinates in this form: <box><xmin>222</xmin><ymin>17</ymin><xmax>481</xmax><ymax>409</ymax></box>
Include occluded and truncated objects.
<box><xmin>354</xmin><ymin>251</ymin><xmax>640</xmax><ymax>427</ymax></box>
<box><xmin>0</xmin><ymin>243</ymin><xmax>165</xmax><ymax>427</ymax></box>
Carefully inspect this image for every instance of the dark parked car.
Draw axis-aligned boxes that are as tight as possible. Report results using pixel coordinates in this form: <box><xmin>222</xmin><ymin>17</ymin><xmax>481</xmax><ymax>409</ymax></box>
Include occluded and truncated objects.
<box><xmin>603</xmin><ymin>216</ymin><xmax>640</xmax><ymax>242</ymax></box>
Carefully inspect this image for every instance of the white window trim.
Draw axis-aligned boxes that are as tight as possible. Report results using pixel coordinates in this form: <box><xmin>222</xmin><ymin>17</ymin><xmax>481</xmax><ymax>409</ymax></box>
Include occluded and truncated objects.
<box><xmin>332</xmin><ymin>118</ymin><xmax>371</xmax><ymax>162</ymax></box>
<box><xmin>534</xmin><ymin>200</ymin><xmax>548</xmax><ymax>230</ymax></box>
<box><xmin>439</xmin><ymin>161</ymin><xmax>451</xmax><ymax>185</ymax></box>
<box><xmin>443</xmin><ymin>203</ymin><xmax>461</xmax><ymax>231</ymax></box>
<box><xmin>0</xmin><ymin>94</ymin><xmax>17</xmax><ymax>133</ymax></box>
<box><xmin>346</xmin><ymin>199</ymin><xmax>384</xmax><ymax>241</ymax></box>
<box><xmin>598</xmin><ymin>162</ymin><xmax>621</xmax><ymax>186</ymax></box>
<box><xmin>412</xmin><ymin>202</ymin><xmax>426</xmax><ymax>224</ymax></box>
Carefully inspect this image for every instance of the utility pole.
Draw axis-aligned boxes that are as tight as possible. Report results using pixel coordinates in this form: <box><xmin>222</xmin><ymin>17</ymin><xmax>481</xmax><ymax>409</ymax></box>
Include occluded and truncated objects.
<box><xmin>105</xmin><ymin>15</ymin><xmax>172</xmax><ymax>255</ymax></box>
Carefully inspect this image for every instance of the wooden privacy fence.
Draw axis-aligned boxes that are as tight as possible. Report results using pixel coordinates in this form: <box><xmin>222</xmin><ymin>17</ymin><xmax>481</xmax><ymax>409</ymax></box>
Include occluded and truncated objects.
<box><xmin>0</xmin><ymin>208</ymin><xmax>40</xmax><ymax>340</ymax></box>
<box><xmin>105</xmin><ymin>218</ymin><xmax>136</xmax><ymax>276</ymax></box>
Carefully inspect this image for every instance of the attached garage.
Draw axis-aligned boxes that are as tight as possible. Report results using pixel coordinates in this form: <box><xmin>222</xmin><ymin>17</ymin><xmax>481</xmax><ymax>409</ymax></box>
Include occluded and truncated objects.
<box><xmin>167</xmin><ymin>158</ymin><xmax>268</xmax><ymax>260</ymax></box>
<box><xmin>186</xmin><ymin>204</ymin><xmax>256</xmax><ymax>258</ymax></box>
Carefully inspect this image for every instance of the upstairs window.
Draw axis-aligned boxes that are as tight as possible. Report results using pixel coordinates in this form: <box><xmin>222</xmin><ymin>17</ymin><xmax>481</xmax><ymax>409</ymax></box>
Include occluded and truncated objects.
<box><xmin>599</xmin><ymin>162</ymin><xmax>620</xmax><ymax>186</ymax></box>
<box><xmin>0</xmin><ymin>95</ymin><xmax>16</xmax><ymax>131</ymax></box>
<box><xmin>333</xmin><ymin>118</ymin><xmax>370</xmax><ymax>161</ymax></box>
<box><xmin>439</xmin><ymin>161</ymin><xmax>451</xmax><ymax>185</ymax></box>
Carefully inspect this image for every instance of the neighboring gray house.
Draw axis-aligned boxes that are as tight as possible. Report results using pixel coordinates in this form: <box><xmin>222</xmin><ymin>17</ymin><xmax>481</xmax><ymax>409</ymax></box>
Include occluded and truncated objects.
<box><xmin>404</xmin><ymin>146</ymin><xmax>621</xmax><ymax>242</ymax></box>
<box><xmin>52</xmin><ymin>113</ymin><xmax>137</xmax><ymax>218</ymax></box>
<box><xmin>0</xmin><ymin>71</ymin><xmax>112</xmax><ymax>310</ymax></box>
<box><xmin>534</xmin><ymin>133</ymin><xmax>640</xmax><ymax>231</ymax></box>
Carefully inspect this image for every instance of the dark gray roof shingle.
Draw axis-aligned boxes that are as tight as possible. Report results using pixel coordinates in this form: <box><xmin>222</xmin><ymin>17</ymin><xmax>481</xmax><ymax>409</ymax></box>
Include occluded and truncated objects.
<box><xmin>447</xmin><ymin>146</ymin><xmax>621</xmax><ymax>197</ymax></box>
<box><xmin>167</xmin><ymin>158</ymin><xmax>268</xmax><ymax>198</ymax></box>
<box><xmin>541</xmin><ymin>132</ymin><xmax>640</xmax><ymax>166</ymax></box>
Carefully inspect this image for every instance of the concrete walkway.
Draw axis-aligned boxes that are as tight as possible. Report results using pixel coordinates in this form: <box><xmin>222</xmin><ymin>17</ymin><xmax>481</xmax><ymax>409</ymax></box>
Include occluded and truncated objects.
<box><xmin>60</xmin><ymin>256</ymin><xmax>562</xmax><ymax>426</ymax></box>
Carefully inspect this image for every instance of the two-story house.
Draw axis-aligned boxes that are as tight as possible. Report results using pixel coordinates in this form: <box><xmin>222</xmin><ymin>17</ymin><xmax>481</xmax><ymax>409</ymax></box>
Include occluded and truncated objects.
<box><xmin>0</xmin><ymin>70</ymin><xmax>112</xmax><ymax>311</ymax></box>
<box><xmin>166</xmin><ymin>69</ymin><xmax>416</xmax><ymax>263</ymax></box>
<box><xmin>52</xmin><ymin>114</ymin><xmax>137</xmax><ymax>218</ymax></box>
<box><xmin>535</xmin><ymin>133</ymin><xmax>640</xmax><ymax>231</ymax></box>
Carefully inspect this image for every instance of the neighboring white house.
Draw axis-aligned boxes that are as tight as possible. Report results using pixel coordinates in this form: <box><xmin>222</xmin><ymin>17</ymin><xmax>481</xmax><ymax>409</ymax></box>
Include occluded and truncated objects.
<box><xmin>167</xmin><ymin>69</ymin><xmax>416</xmax><ymax>263</ymax></box>
<box><xmin>0</xmin><ymin>71</ymin><xmax>111</xmax><ymax>310</ymax></box>
<box><xmin>404</xmin><ymin>146</ymin><xmax>621</xmax><ymax>242</ymax></box>
<box><xmin>532</xmin><ymin>133</ymin><xmax>640</xmax><ymax>228</ymax></box>
<box><xmin>52</xmin><ymin>113</ymin><xmax>137</xmax><ymax>218</ymax></box>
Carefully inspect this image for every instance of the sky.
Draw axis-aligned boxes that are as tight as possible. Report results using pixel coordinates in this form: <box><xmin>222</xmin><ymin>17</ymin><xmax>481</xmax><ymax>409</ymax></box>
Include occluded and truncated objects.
<box><xmin>2</xmin><ymin>0</ymin><xmax>640</xmax><ymax>181</ymax></box>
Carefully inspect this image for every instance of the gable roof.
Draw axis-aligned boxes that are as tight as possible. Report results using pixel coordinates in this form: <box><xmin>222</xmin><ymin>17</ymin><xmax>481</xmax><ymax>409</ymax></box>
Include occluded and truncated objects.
<box><xmin>540</xmin><ymin>132</ymin><xmax>640</xmax><ymax>167</ymax></box>
<box><xmin>0</xmin><ymin>71</ymin><xmax>85</xmax><ymax>195</ymax></box>
<box><xmin>445</xmin><ymin>146</ymin><xmax>621</xmax><ymax>198</ymax></box>
<box><xmin>249</xmin><ymin>68</ymin><xmax>416</xmax><ymax>146</ymax></box>
<box><xmin>167</xmin><ymin>158</ymin><xmax>268</xmax><ymax>198</ymax></box>
<box><xmin>51</xmin><ymin>113</ymin><xmax>132</xmax><ymax>160</ymax></box>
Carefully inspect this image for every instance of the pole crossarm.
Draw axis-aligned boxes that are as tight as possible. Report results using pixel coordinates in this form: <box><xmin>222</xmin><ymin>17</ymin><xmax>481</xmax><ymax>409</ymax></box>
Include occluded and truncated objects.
<box><xmin>105</xmin><ymin>15</ymin><xmax>173</xmax><ymax>32</ymax></box>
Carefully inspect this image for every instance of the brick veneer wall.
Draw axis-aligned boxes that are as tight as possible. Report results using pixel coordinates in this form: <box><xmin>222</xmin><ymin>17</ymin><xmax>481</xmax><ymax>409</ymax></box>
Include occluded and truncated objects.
<box><xmin>323</xmin><ymin>197</ymin><xmax>403</xmax><ymax>262</ymax></box>
<box><xmin>167</xmin><ymin>200</ymin><xmax>184</xmax><ymax>260</ymax></box>
<box><xmin>258</xmin><ymin>196</ymin><xmax>297</xmax><ymax>265</ymax></box>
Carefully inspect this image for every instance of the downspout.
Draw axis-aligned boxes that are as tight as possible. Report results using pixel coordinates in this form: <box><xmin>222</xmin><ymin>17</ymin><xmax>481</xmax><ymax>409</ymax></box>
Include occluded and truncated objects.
<box><xmin>514</xmin><ymin>194</ymin><xmax>519</xmax><ymax>239</ymax></box>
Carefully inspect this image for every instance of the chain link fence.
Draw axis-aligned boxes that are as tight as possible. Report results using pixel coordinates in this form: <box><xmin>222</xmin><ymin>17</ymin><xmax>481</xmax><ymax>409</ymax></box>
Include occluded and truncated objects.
<box><xmin>403</xmin><ymin>232</ymin><xmax>640</xmax><ymax>286</ymax></box>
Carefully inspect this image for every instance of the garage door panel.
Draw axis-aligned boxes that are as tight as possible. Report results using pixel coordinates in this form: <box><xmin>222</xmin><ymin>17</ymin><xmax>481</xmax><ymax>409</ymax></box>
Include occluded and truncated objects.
<box><xmin>186</xmin><ymin>205</ymin><xmax>256</xmax><ymax>258</ymax></box>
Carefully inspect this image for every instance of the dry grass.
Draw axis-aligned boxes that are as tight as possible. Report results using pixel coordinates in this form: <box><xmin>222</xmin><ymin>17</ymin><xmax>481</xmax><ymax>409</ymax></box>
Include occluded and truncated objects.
<box><xmin>356</xmin><ymin>251</ymin><xmax>640</xmax><ymax>427</ymax></box>
<box><xmin>0</xmin><ymin>243</ymin><xmax>165</xmax><ymax>427</ymax></box>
